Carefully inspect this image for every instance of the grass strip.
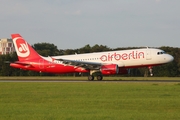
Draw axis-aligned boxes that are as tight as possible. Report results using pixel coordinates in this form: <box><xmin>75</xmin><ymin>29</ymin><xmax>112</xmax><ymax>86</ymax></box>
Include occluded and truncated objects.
<box><xmin>0</xmin><ymin>82</ymin><xmax>180</xmax><ymax>120</ymax></box>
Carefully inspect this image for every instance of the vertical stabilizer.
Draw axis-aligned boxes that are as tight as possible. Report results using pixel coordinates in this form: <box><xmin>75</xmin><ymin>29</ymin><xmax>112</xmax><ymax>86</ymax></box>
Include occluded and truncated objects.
<box><xmin>11</xmin><ymin>34</ymin><xmax>41</xmax><ymax>61</ymax></box>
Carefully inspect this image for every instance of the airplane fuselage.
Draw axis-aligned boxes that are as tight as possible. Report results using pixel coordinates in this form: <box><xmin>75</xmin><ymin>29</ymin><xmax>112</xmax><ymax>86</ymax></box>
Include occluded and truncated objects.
<box><xmin>10</xmin><ymin>34</ymin><xmax>174</xmax><ymax>80</ymax></box>
<box><xmin>11</xmin><ymin>48</ymin><xmax>173</xmax><ymax>74</ymax></box>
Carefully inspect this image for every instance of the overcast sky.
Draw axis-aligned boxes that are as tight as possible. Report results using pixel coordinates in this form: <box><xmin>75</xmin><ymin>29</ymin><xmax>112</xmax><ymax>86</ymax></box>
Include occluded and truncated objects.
<box><xmin>0</xmin><ymin>0</ymin><xmax>180</xmax><ymax>49</ymax></box>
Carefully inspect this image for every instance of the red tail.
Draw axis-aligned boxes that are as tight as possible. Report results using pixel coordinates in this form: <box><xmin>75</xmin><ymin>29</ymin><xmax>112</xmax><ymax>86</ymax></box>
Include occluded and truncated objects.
<box><xmin>11</xmin><ymin>34</ymin><xmax>41</xmax><ymax>61</ymax></box>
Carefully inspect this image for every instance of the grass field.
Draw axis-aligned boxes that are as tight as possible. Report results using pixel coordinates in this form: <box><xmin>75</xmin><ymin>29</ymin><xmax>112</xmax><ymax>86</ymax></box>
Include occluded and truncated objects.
<box><xmin>0</xmin><ymin>81</ymin><xmax>180</xmax><ymax>120</ymax></box>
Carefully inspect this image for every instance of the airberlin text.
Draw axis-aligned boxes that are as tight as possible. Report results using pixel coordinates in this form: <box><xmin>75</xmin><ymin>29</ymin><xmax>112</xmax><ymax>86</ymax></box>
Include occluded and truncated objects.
<box><xmin>100</xmin><ymin>51</ymin><xmax>144</xmax><ymax>62</ymax></box>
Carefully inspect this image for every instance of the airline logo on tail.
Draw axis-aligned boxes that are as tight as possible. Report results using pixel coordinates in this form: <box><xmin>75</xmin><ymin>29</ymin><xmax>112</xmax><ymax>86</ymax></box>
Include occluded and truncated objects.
<box><xmin>13</xmin><ymin>37</ymin><xmax>30</xmax><ymax>58</ymax></box>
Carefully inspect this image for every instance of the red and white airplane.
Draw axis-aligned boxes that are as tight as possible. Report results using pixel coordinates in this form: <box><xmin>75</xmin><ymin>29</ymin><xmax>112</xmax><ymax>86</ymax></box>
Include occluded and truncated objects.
<box><xmin>10</xmin><ymin>34</ymin><xmax>174</xmax><ymax>80</ymax></box>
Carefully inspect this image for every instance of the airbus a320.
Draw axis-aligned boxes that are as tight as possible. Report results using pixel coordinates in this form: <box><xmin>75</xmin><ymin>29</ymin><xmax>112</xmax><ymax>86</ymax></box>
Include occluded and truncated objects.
<box><xmin>10</xmin><ymin>34</ymin><xmax>174</xmax><ymax>80</ymax></box>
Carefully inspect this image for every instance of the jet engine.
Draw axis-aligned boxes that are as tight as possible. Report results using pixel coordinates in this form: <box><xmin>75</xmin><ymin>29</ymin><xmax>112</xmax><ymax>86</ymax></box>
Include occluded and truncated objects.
<box><xmin>100</xmin><ymin>64</ymin><xmax>119</xmax><ymax>75</ymax></box>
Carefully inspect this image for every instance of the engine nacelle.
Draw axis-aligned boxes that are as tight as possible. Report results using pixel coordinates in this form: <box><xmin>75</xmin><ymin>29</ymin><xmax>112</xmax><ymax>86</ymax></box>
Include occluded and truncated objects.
<box><xmin>101</xmin><ymin>64</ymin><xmax>119</xmax><ymax>75</ymax></box>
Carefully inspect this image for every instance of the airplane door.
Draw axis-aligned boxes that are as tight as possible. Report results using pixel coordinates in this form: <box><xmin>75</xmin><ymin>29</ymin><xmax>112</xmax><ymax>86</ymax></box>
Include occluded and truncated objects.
<box><xmin>146</xmin><ymin>50</ymin><xmax>151</xmax><ymax>60</ymax></box>
<box><xmin>39</xmin><ymin>59</ymin><xmax>44</xmax><ymax>69</ymax></box>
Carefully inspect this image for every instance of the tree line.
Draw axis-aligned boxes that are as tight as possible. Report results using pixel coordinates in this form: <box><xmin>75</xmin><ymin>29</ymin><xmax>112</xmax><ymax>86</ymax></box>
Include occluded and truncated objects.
<box><xmin>0</xmin><ymin>43</ymin><xmax>179</xmax><ymax>77</ymax></box>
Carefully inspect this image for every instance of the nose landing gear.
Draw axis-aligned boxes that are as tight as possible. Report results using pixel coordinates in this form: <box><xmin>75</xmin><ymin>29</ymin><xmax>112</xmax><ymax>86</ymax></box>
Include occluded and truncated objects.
<box><xmin>148</xmin><ymin>66</ymin><xmax>153</xmax><ymax>76</ymax></box>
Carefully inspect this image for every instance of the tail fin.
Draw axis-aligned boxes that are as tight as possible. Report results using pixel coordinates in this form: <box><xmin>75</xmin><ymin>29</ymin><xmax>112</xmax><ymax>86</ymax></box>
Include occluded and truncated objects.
<box><xmin>11</xmin><ymin>34</ymin><xmax>41</xmax><ymax>61</ymax></box>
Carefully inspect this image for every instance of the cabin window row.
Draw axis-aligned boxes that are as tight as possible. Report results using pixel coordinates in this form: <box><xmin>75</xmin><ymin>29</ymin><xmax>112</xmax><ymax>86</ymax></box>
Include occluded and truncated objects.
<box><xmin>75</xmin><ymin>58</ymin><xmax>99</xmax><ymax>61</ymax></box>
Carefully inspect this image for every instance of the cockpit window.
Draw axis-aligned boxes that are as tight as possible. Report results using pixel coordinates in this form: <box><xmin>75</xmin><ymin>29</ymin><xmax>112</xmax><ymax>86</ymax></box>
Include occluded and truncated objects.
<box><xmin>157</xmin><ymin>51</ymin><xmax>166</xmax><ymax>55</ymax></box>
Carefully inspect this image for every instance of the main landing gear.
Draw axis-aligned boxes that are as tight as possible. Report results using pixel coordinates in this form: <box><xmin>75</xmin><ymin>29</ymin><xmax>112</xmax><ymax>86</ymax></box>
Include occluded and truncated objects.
<box><xmin>88</xmin><ymin>75</ymin><xmax>103</xmax><ymax>81</ymax></box>
<box><xmin>88</xmin><ymin>70</ymin><xmax>103</xmax><ymax>81</ymax></box>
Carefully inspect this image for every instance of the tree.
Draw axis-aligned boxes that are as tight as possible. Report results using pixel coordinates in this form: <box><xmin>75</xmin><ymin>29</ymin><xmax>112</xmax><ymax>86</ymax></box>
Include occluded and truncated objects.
<box><xmin>1</xmin><ymin>43</ymin><xmax>179</xmax><ymax>77</ymax></box>
<box><xmin>91</xmin><ymin>44</ymin><xmax>111</xmax><ymax>52</ymax></box>
<box><xmin>78</xmin><ymin>44</ymin><xmax>91</xmax><ymax>53</ymax></box>
<box><xmin>32</xmin><ymin>43</ymin><xmax>60</xmax><ymax>56</ymax></box>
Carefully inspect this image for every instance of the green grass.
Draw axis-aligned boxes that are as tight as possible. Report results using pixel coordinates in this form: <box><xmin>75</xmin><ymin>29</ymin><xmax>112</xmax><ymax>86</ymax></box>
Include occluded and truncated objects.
<box><xmin>0</xmin><ymin>82</ymin><xmax>180</xmax><ymax>120</ymax></box>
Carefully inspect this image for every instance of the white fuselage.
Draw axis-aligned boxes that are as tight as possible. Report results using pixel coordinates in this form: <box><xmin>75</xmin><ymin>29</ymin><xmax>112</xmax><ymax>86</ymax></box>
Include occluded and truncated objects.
<box><xmin>50</xmin><ymin>48</ymin><xmax>173</xmax><ymax>68</ymax></box>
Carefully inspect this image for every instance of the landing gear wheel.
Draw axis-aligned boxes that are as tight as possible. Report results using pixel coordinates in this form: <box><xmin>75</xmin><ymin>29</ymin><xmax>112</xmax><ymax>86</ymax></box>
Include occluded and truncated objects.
<box><xmin>88</xmin><ymin>75</ymin><xmax>94</xmax><ymax>81</ymax></box>
<box><xmin>97</xmin><ymin>75</ymin><xmax>103</xmax><ymax>81</ymax></box>
<box><xmin>148</xmin><ymin>66</ymin><xmax>153</xmax><ymax>76</ymax></box>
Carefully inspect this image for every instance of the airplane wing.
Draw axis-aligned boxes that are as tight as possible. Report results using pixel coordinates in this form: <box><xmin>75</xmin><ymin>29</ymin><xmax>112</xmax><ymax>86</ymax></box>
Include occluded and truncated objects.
<box><xmin>56</xmin><ymin>58</ymin><xmax>102</xmax><ymax>70</ymax></box>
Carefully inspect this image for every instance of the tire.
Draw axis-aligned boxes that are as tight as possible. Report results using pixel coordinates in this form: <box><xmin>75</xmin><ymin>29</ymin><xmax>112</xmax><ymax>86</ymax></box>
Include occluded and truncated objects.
<box><xmin>97</xmin><ymin>75</ymin><xmax>103</xmax><ymax>81</ymax></box>
<box><xmin>88</xmin><ymin>75</ymin><xmax>94</xmax><ymax>81</ymax></box>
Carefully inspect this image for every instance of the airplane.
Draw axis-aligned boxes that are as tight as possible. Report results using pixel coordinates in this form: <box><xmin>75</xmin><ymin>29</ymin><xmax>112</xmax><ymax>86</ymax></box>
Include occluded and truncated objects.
<box><xmin>10</xmin><ymin>34</ymin><xmax>174</xmax><ymax>80</ymax></box>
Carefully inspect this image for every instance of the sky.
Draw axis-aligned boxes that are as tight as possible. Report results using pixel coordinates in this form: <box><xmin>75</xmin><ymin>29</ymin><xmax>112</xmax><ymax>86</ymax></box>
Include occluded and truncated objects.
<box><xmin>0</xmin><ymin>0</ymin><xmax>180</xmax><ymax>49</ymax></box>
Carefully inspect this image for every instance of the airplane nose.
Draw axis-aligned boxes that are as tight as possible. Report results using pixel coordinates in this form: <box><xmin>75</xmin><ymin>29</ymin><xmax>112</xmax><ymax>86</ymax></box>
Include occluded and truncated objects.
<box><xmin>168</xmin><ymin>55</ymin><xmax>174</xmax><ymax>62</ymax></box>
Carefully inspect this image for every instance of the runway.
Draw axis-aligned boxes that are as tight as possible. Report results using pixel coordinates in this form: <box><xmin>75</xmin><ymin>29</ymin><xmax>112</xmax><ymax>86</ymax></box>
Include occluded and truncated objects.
<box><xmin>0</xmin><ymin>79</ymin><xmax>180</xmax><ymax>83</ymax></box>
